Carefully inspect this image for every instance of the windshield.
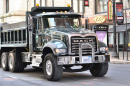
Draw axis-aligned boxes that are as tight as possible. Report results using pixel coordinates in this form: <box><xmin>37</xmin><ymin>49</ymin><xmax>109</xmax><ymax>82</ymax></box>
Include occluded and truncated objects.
<box><xmin>43</xmin><ymin>15</ymin><xmax>82</xmax><ymax>29</ymax></box>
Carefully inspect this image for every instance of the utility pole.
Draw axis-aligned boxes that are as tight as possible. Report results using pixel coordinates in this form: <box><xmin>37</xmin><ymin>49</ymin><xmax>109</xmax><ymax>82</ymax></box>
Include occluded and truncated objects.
<box><xmin>112</xmin><ymin>0</ymin><xmax>119</xmax><ymax>58</ymax></box>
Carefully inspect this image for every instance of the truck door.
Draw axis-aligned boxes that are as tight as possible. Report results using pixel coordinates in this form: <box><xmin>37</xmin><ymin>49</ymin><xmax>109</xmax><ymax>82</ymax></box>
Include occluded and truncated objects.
<box><xmin>34</xmin><ymin>17</ymin><xmax>43</xmax><ymax>51</ymax></box>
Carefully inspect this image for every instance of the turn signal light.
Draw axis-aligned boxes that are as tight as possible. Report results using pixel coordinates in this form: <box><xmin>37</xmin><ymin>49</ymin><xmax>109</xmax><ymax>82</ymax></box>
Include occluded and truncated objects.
<box><xmin>105</xmin><ymin>47</ymin><xmax>108</xmax><ymax>51</ymax></box>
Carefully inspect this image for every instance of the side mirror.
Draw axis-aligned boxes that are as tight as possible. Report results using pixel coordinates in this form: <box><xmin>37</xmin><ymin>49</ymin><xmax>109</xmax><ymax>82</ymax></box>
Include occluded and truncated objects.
<box><xmin>85</xmin><ymin>19</ymin><xmax>89</xmax><ymax>29</ymax></box>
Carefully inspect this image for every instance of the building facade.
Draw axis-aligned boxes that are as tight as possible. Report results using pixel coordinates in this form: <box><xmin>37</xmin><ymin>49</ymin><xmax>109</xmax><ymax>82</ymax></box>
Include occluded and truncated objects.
<box><xmin>0</xmin><ymin>0</ymin><xmax>124</xmax><ymax>24</ymax></box>
<box><xmin>0</xmin><ymin>0</ymin><xmax>130</xmax><ymax>50</ymax></box>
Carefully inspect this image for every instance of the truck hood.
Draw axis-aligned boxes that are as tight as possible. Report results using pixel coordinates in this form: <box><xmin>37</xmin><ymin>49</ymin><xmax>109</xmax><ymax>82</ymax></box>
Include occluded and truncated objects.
<box><xmin>46</xmin><ymin>27</ymin><xmax>95</xmax><ymax>35</ymax></box>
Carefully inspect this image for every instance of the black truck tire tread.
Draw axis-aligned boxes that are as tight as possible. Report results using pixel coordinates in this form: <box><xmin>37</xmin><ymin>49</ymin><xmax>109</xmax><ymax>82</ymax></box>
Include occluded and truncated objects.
<box><xmin>90</xmin><ymin>62</ymin><xmax>108</xmax><ymax>77</ymax></box>
<box><xmin>43</xmin><ymin>53</ymin><xmax>63</xmax><ymax>81</ymax></box>
<box><xmin>18</xmin><ymin>62</ymin><xmax>25</xmax><ymax>72</ymax></box>
<box><xmin>8</xmin><ymin>52</ymin><xmax>19</xmax><ymax>72</ymax></box>
<box><xmin>1</xmin><ymin>52</ymin><xmax>9</xmax><ymax>71</ymax></box>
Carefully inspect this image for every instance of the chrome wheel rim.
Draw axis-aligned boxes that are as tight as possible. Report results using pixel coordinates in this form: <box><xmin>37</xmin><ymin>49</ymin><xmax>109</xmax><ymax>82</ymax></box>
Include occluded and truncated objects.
<box><xmin>46</xmin><ymin>60</ymin><xmax>52</xmax><ymax>76</ymax></box>
<box><xmin>9</xmin><ymin>55</ymin><xmax>13</xmax><ymax>70</ymax></box>
<box><xmin>2</xmin><ymin>55</ymin><xmax>6</xmax><ymax>68</ymax></box>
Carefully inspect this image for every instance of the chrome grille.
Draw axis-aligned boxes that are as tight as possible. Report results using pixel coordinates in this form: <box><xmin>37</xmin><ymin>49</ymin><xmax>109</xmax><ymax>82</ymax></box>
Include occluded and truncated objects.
<box><xmin>71</xmin><ymin>36</ymin><xmax>97</xmax><ymax>54</ymax></box>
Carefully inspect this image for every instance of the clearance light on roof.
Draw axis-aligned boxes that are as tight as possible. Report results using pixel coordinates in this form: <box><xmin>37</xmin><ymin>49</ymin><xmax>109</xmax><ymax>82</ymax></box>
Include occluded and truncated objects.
<box><xmin>56</xmin><ymin>11</ymin><xmax>58</xmax><ymax>13</ymax></box>
<box><xmin>43</xmin><ymin>12</ymin><xmax>45</xmax><ymax>13</ymax></box>
<box><xmin>67</xmin><ymin>4</ymin><xmax>70</xmax><ymax>7</ymax></box>
<box><xmin>36</xmin><ymin>4</ymin><xmax>39</xmax><ymax>6</ymax></box>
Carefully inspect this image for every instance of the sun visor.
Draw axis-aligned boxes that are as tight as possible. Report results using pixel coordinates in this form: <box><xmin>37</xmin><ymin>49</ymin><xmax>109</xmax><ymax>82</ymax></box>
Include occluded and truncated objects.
<box><xmin>31</xmin><ymin>7</ymin><xmax>71</xmax><ymax>16</ymax></box>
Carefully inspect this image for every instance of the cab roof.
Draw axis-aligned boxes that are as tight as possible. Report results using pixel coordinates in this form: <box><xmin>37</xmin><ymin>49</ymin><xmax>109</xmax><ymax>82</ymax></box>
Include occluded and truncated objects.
<box><xmin>35</xmin><ymin>12</ymin><xmax>81</xmax><ymax>17</ymax></box>
<box><xmin>31</xmin><ymin>7</ymin><xmax>72</xmax><ymax>16</ymax></box>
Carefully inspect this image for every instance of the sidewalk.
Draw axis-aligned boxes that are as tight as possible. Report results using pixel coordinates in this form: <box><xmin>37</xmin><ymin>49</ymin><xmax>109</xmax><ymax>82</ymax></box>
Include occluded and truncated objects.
<box><xmin>109</xmin><ymin>51</ymin><xmax>130</xmax><ymax>64</ymax></box>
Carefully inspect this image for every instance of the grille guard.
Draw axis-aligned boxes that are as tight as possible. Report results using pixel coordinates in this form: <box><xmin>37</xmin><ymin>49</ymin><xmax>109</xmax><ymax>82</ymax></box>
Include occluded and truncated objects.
<box><xmin>79</xmin><ymin>43</ymin><xmax>95</xmax><ymax>63</ymax></box>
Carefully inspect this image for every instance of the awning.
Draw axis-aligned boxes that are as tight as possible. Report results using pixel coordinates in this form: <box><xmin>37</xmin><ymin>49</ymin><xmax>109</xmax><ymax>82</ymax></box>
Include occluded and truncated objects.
<box><xmin>108</xmin><ymin>24</ymin><xmax>130</xmax><ymax>32</ymax></box>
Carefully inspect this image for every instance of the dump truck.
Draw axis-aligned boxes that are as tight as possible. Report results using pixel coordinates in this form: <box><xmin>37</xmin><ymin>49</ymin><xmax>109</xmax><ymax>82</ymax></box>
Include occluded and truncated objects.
<box><xmin>0</xmin><ymin>6</ymin><xmax>110</xmax><ymax>81</ymax></box>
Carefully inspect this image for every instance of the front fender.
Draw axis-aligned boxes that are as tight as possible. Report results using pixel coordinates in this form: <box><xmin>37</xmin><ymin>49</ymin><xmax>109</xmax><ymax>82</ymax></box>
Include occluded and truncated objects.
<box><xmin>43</xmin><ymin>39</ymin><xmax>67</xmax><ymax>55</ymax></box>
<box><xmin>98</xmin><ymin>41</ymin><xmax>109</xmax><ymax>53</ymax></box>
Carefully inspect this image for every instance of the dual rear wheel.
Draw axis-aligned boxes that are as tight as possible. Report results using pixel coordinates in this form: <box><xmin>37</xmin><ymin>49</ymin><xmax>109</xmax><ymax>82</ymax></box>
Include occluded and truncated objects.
<box><xmin>1</xmin><ymin>52</ymin><xmax>25</xmax><ymax>72</ymax></box>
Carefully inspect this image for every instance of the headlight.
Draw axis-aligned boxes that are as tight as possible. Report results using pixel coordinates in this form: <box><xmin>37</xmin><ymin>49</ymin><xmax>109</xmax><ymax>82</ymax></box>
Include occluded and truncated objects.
<box><xmin>100</xmin><ymin>47</ymin><xmax>108</xmax><ymax>52</ymax></box>
<box><xmin>55</xmin><ymin>49</ymin><xmax>66</xmax><ymax>53</ymax></box>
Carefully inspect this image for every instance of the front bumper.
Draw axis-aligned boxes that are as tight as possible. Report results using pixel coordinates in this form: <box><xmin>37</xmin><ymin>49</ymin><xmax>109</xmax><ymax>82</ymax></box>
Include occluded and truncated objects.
<box><xmin>57</xmin><ymin>54</ymin><xmax>110</xmax><ymax>65</ymax></box>
<box><xmin>57</xmin><ymin>43</ymin><xmax>110</xmax><ymax>65</ymax></box>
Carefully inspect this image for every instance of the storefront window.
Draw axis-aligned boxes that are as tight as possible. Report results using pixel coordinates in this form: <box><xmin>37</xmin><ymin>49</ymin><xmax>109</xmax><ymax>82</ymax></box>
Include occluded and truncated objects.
<box><xmin>95</xmin><ymin>0</ymin><xmax>107</xmax><ymax>13</ymax></box>
<box><xmin>119</xmin><ymin>32</ymin><xmax>124</xmax><ymax>45</ymax></box>
<box><xmin>109</xmin><ymin>33</ymin><xmax>113</xmax><ymax>48</ymax></box>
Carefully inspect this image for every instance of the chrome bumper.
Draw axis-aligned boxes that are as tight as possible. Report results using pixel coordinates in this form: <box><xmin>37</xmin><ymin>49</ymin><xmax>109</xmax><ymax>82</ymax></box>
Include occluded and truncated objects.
<box><xmin>57</xmin><ymin>55</ymin><xmax>110</xmax><ymax>65</ymax></box>
<box><xmin>57</xmin><ymin>43</ymin><xmax>110</xmax><ymax>65</ymax></box>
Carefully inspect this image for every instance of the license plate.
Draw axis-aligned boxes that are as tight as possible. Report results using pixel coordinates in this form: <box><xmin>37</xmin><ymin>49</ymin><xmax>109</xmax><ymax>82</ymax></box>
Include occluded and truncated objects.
<box><xmin>82</xmin><ymin>56</ymin><xmax>92</xmax><ymax>63</ymax></box>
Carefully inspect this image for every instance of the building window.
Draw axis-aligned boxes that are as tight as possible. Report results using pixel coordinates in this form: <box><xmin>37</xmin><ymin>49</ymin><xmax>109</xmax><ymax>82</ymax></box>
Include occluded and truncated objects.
<box><xmin>6</xmin><ymin>0</ymin><xmax>9</xmax><ymax>13</ymax></box>
<box><xmin>72</xmin><ymin>0</ymin><xmax>83</xmax><ymax>13</ymax></box>
<box><xmin>34</xmin><ymin>0</ymin><xmax>42</xmax><ymax>6</ymax></box>
<box><xmin>123</xmin><ymin>0</ymin><xmax>130</xmax><ymax>9</ymax></box>
<box><xmin>95</xmin><ymin>0</ymin><xmax>107</xmax><ymax>14</ymax></box>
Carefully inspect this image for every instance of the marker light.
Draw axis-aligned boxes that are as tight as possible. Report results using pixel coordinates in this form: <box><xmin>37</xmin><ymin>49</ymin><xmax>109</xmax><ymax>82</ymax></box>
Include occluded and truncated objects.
<box><xmin>60</xmin><ymin>11</ymin><xmax>63</xmax><ymax>13</ymax></box>
<box><xmin>36</xmin><ymin>4</ymin><xmax>39</xmax><ymax>6</ymax></box>
<box><xmin>64</xmin><ymin>11</ymin><xmax>67</xmax><ymax>13</ymax></box>
<box><xmin>67</xmin><ymin>4</ymin><xmax>70</xmax><ymax>7</ymax></box>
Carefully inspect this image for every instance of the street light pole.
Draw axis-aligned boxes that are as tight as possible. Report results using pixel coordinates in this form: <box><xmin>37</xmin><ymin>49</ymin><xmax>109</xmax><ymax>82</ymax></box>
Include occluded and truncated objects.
<box><xmin>112</xmin><ymin>0</ymin><xmax>119</xmax><ymax>58</ymax></box>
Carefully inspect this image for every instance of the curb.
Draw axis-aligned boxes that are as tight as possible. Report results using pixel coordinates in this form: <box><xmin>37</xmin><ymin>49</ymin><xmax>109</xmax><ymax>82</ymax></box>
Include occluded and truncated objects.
<box><xmin>110</xmin><ymin>59</ymin><xmax>130</xmax><ymax>64</ymax></box>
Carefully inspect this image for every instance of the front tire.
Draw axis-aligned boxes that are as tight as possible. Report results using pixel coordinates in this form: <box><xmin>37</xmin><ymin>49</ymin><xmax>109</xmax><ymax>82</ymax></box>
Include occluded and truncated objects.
<box><xmin>43</xmin><ymin>53</ymin><xmax>63</xmax><ymax>81</ymax></box>
<box><xmin>1</xmin><ymin>52</ymin><xmax>9</xmax><ymax>71</ymax></box>
<box><xmin>90</xmin><ymin>62</ymin><xmax>108</xmax><ymax>77</ymax></box>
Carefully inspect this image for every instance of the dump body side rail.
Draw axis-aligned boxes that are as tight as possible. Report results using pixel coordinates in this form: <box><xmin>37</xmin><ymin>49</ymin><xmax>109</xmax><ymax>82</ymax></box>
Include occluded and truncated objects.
<box><xmin>0</xmin><ymin>27</ymin><xmax>28</xmax><ymax>48</ymax></box>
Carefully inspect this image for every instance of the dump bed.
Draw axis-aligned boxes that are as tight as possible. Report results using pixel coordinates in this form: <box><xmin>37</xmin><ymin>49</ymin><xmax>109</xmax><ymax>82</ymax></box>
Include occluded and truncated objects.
<box><xmin>0</xmin><ymin>22</ymin><xmax>28</xmax><ymax>48</ymax></box>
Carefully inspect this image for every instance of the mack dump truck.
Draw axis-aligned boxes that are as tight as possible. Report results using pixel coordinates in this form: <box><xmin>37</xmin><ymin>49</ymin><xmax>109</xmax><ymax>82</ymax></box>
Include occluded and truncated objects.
<box><xmin>0</xmin><ymin>6</ymin><xmax>110</xmax><ymax>81</ymax></box>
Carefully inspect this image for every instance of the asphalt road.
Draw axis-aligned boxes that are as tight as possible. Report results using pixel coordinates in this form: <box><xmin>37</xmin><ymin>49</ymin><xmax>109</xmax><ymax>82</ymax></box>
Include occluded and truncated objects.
<box><xmin>0</xmin><ymin>63</ymin><xmax>130</xmax><ymax>86</ymax></box>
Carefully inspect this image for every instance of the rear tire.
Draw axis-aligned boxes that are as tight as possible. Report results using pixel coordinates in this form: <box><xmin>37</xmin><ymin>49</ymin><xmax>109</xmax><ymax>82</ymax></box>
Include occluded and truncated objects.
<box><xmin>90</xmin><ymin>62</ymin><xmax>108</xmax><ymax>77</ymax></box>
<box><xmin>1</xmin><ymin>52</ymin><xmax>9</xmax><ymax>71</ymax></box>
<box><xmin>8</xmin><ymin>52</ymin><xmax>19</xmax><ymax>72</ymax></box>
<box><xmin>18</xmin><ymin>62</ymin><xmax>25</xmax><ymax>72</ymax></box>
<box><xmin>43</xmin><ymin>53</ymin><xmax>63</xmax><ymax>81</ymax></box>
